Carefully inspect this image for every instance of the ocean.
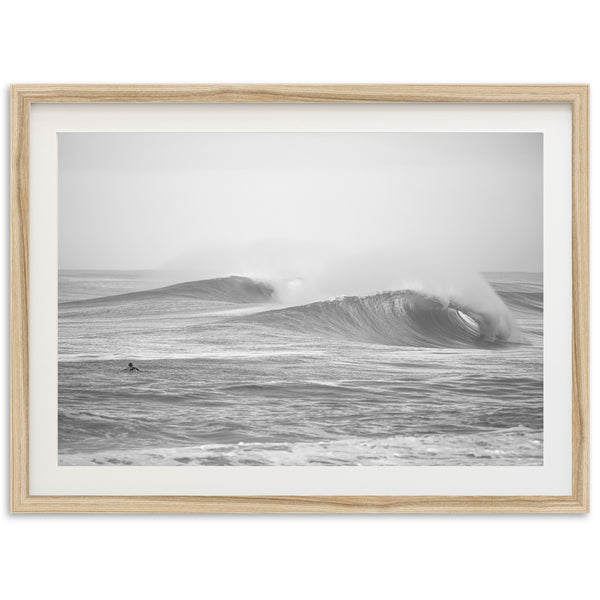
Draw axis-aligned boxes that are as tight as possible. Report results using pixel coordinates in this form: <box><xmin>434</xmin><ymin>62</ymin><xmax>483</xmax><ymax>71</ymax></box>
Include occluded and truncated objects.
<box><xmin>58</xmin><ymin>270</ymin><xmax>543</xmax><ymax>466</ymax></box>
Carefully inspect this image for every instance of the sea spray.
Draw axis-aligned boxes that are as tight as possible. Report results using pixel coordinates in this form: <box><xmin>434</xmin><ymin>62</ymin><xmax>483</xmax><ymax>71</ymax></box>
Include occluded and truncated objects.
<box><xmin>266</xmin><ymin>249</ymin><xmax>524</xmax><ymax>345</ymax></box>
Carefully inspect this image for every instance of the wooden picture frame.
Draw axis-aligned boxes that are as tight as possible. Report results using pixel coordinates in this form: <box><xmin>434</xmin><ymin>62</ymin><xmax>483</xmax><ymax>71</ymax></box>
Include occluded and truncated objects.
<box><xmin>11</xmin><ymin>84</ymin><xmax>589</xmax><ymax>513</ymax></box>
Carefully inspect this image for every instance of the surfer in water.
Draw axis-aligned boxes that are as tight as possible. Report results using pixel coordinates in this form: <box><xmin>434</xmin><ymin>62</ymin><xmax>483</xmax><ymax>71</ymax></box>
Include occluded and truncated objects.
<box><xmin>125</xmin><ymin>362</ymin><xmax>140</xmax><ymax>372</ymax></box>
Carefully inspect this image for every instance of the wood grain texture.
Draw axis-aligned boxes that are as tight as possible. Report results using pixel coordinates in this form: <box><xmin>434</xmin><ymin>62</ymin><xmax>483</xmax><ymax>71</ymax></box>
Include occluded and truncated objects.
<box><xmin>10</xmin><ymin>84</ymin><xmax>590</xmax><ymax>513</ymax></box>
<box><xmin>570</xmin><ymin>86</ymin><xmax>590</xmax><ymax>512</ymax></box>
<box><xmin>11</xmin><ymin>85</ymin><xmax>30</xmax><ymax>513</ymax></box>
<box><xmin>9</xmin><ymin>494</ymin><xmax>591</xmax><ymax>514</ymax></box>
<box><xmin>8</xmin><ymin>83</ymin><xmax>590</xmax><ymax>104</ymax></box>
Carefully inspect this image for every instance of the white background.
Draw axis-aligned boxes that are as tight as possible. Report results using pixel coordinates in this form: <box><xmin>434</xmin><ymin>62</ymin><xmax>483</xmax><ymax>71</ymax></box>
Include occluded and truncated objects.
<box><xmin>0</xmin><ymin>1</ymin><xmax>596</xmax><ymax>599</ymax></box>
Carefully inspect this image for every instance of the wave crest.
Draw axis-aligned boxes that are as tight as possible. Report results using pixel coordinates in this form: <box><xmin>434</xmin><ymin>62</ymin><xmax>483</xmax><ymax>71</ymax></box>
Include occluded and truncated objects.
<box><xmin>60</xmin><ymin>276</ymin><xmax>275</xmax><ymax>307</ymax></box>
<box><xmin>241</xmin><ymin>289</ymin><xmax>524</xmax><ymax>348</ymax></box>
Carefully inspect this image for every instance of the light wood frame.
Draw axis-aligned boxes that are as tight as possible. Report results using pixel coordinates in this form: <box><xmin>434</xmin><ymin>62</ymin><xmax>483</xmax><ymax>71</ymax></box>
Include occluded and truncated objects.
<box><xmin>11</xmin><ymin>84</ymin><xmax>589</xmax><ymax>513</ymax></box>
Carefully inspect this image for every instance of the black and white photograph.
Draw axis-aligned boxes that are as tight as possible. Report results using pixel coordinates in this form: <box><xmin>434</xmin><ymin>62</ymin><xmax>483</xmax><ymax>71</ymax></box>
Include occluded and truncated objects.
<box><xmin>58</xmin><ymin>132</ymin><xmax>543</xmax><ymax>467</ymax></box>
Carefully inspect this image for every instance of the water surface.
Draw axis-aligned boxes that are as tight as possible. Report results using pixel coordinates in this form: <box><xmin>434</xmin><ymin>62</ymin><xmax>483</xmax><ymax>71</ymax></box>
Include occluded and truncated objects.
<box><xmin>58</xmin><ymin>270</ymin><xmax>543</xmax><ymax>466</ymax></box>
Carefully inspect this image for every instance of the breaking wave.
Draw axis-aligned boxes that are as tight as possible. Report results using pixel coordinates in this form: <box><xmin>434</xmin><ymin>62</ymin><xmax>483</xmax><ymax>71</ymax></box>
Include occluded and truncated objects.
<box><xmin>59</xmin><ymin>270</ymin><xmax>538</xmax><ymax>350</ymax></box>
<box><xmin>241</xmin><ymin>289</ymin><xmax>527</xmax><ymax>348</ymax></box>
<box><xmin>60</xmin><ymin>276</ymin><xmax>275</xmax><ymax>307</ymax></box>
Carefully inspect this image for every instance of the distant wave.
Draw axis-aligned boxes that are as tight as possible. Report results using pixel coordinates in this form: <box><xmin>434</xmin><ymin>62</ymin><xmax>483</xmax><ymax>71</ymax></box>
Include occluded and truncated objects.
<box><xmin>497</xmin><ymin>290</ymin><xmax>543</xmax><ymax>314</ymax></box>
<box><xmin>238</xmin><ymin>289</ymin><xmax>526</xmax><ymax>348</ymax></box>
<box><xmin>60</xmin><ymin>276</ymin><xmax>275</xmax><ymax>307</ymax></box>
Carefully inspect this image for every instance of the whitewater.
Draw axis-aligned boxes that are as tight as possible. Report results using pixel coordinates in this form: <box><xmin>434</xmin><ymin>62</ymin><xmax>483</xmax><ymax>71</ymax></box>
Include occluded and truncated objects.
<box><xmin>58</xmin><ymin>270</ymin><xmax>543</xmax><ymax>466</ymax></box>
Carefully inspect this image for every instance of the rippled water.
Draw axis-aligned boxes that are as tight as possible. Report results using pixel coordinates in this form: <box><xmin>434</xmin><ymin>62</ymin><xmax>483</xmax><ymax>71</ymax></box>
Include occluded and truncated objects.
<box><xmin>58</xmin><ymin>270</ymin><xmax>543</xmax><ymax>466</ymax></box>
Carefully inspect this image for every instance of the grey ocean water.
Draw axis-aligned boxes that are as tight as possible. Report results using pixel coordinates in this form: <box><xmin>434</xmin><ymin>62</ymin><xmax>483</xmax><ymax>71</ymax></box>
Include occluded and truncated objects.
<box><xmin>58</xmin><ymin>270</ymin><xmax>543</xmax><ymax>466</ymax></box>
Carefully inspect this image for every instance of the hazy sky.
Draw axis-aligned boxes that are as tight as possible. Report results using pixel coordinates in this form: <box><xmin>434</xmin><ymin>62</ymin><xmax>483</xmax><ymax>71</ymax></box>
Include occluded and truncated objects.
<box><xmin>59</xmin><ymin>132</ymin><xmax>542</xmax><ymax>273</ymax></box>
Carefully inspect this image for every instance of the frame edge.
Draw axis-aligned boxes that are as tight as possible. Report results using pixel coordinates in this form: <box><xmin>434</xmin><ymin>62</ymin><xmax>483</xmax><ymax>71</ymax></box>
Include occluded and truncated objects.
<box><xmin>10</xmin><ymin>85</ymin><xmax>31</xmax><ymax>513</ymax></box>
<box><xmin>570</xmin><ymin>85</ymin><xmax>590</xmax><ymax>513</ymax></box>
